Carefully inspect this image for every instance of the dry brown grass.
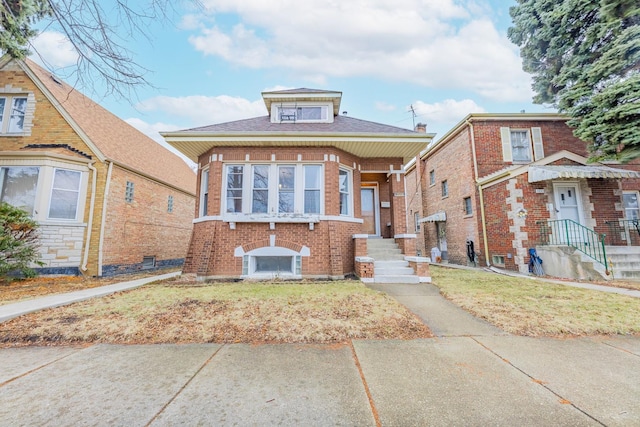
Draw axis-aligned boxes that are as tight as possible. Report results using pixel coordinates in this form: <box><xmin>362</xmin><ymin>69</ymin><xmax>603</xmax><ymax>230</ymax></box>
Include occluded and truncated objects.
<box><xmin>432</xmin><ymin>266</ymin><xmax>640</xmax><ymax>337</ymax></box>
<box><xmin>0</xmin><ymin>268</ymin><xmax>180</xmax><ymax>306</ymax></box>
<box><xmin>0</xmin><ymin>277</ymin><xmax>432</xmax><ymax>346</ymax></box>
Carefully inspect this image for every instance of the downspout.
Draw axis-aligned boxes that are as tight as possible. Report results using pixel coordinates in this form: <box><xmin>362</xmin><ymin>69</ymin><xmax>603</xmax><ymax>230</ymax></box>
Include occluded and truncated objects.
<box><xmin>97</xmin><ymin>161</ymin><xmax>113</xmax><ymax>276</ymax></box>
<box><xmin>81</xmin><ymin>161</ymin><xmax>97</xmax><ymax>272</ymax></box>
<box><xmin>467</xmin><ymin>120</ymin><xmax>491</xmax><ymax>267</ymax></box>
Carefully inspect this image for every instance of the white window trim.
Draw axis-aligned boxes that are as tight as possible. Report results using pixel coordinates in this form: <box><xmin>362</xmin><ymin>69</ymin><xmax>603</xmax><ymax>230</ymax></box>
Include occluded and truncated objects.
<box><xmin>0</xmin><ymin>92</ymin><xmax>35</xmax><ymax>136</ymax></box>
<box><xmin>223</xmin><ymin>162</ymin><xmax>325</xmax><ymax>217</ymax></box>
<box><xmin>47</xmin><ymin>167</ymin><xmax>82</xmax><ymax>221</ymax></box>
<box><xmin>199</xmin><ymin>167</ymin><xmax>209</xmax><ymax>217</ymax></box>
<box><xmin>270</xmin><ymin>101</ymin><xmax>333</xmax><ymax>124</ymax></box>
<box><xmin>623</xmin><ymin>191</ymin><xmax>640</xmax><ymax>220</ymax></box>
<box><xmin>339</xmin><ymin>167</ymin><xmax>353</xmax><ymax>216</ymax></box>
<box><xmin>239</xmin><ymin>246</ymin><xmax>304</xmax><ymax>279</ymax></box>
<box><xmin>0</xmin><ymin>159</ymin><xmax>88</xmax><ymax>224</ymax></box>
<box><xmin>500</xmin><ymin>126</ymin><xmax>545</xmax><ymax>163</ymax></box>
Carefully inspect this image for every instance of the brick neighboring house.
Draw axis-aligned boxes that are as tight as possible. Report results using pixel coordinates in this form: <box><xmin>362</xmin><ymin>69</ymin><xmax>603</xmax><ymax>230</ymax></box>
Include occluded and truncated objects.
<box><xmin>0</xmin><ymin>57</ymin><xmax>196</xmax><ymax>276</ymax></box>
<box><xmin>162</xmin><ymin>88</ymin><xmax>434</xmax><ymax>280</ymax></box>
<box><xmin>418</xmin><ymin>113</ymin><xmax>640</xmax><ymax>280</ymax></box>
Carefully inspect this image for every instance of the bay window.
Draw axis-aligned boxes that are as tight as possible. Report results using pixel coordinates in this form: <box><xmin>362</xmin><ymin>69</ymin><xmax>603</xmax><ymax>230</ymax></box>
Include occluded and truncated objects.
<box><xmin>0</xmin><ymin>166</ymin><xmax>40</xmax><ymax>215</ymax></box>
<box><xmin>224</xmin><ymin>163</ymin><xmax>324</xmax><ymax>215</ymax></box>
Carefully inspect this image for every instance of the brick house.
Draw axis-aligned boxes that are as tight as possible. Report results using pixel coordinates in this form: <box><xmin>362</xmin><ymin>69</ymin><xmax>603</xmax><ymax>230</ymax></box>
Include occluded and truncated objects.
<box><xmin>162</xmin><ymin>88</ymin><xmax>434</xmax><ymax>280</ymax></box>
<box><xmin>418</xmin><ymin>113</ymin><xmax>640</xmax><ymax>280</ymax></box>
<box><xmin>0</xmin><ymin>57</ymin><xmax>196</xmax><ymax>276</ymax></box>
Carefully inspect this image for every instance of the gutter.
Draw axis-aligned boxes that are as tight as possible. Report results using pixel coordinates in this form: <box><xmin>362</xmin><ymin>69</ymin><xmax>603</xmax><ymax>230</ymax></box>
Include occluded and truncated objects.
<box><xmin>81</xmin><ymin>161</ymin><xmax>97</xmax><ymax>272</ymax></box>
<box><xmin>97</xmin><ymin>161</ymin><xmax>113</xmax><ymax>276</ymax></box>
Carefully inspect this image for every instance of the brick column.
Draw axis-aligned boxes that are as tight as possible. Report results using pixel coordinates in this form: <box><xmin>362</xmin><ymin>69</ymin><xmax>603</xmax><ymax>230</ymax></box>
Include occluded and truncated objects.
<box><xmin>353</xmin><ymin>234</ymin><xmax>368</xmax><ymax>257</ymax></box>
<box><xmin>405</xmin><ymin>256</ymin><xmax>431</xmax><ymax>283</ymax></box>
<box><xmin>389</xmin><ymin>172</ymin><xmax>408</xmax><ymax>236</ymax></box>
<box><xmin>395</xmin><ymin>234</ymin><xmax>416</xmax><ymax>256</ymax></box>
<box><xmin>355</xmin><ymin>257</ymin><xmax>374</xmax><ymax>282</ymax></box>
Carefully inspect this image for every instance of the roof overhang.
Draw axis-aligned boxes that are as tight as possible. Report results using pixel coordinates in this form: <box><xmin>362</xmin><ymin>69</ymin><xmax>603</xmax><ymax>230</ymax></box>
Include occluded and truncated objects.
<box><xmin>528</xmin><ymin>165</ymin><xmax>640</xmax><ymax>182</ymax></box>
<box><xmin>162</xmin><ymin>132</ymin><xmax>435</xmax><ymax>164</ymax></box>
<box><xmin>420</xmin><ymin>211</ymin><xmax>446</xmax><ymax>223</ymax></box>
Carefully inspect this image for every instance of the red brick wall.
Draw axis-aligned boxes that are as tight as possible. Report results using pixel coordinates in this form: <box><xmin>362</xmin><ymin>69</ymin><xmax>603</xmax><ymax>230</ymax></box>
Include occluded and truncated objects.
<box><xmin>102</xmin><ymin>166</ymin><xmax>195</xmax><ymax>270</ymax></box>
<box><xmin>473</xmin><ymin>120</ymin><xmax>587</xmax><ymax>178</ymax></box>
<box><xmin>422</xmin><ymin>126</ymin><xmax>479</xmax><ymax>265</ymax></box>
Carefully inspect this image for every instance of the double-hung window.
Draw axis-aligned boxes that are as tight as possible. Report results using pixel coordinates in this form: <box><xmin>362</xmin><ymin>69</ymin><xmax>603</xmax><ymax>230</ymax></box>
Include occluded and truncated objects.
<box><xmin>339</xmin><ymin>168</ymin><xmax>351</xmax><ymax>216</ymax></box>
<box><xmin>510</xmin><ymin>130</ymin><xmax>531</xmax><ymax>162</ymax></box>
<box><xmin>200</xmin><ymin>168</ymin><xmax>209</xmax><ymax>216</ymax></box>
<box><xmin>278</xmin><ymin>166</ymin><xmax>295</xmax><ymax>213</ymax></box>
<box><xmin>48</xmin><ymin>168</ymin><xmax>81</xmax><ymax>220</ymax></box>
<box><xmin>0</xmin><ymin>96</ymin><xmax>28</xmax><ymax>134</ymax></box>
<box><xmin>623</xmin><ymin>192</ymin><xmax>639</xmax><ymax>220</ymax></box>
<box><xmin>252</xmin><ymin>165</ymin><xmax>269</xmax><ymax>213</ymax></box>
<box><xmin>225</xmin><ymin>163</ymin><xmax>324</xmax><ymax>215</ymax></box>
<box><xmin>226</xmin><ymin>166</ymin><xmax>243</xmax><ymax>213</ymax></box>
<box><xmin>303</xmin><ymin>165</ymin><xmax>321</xmax><ymax>214</ymax></box>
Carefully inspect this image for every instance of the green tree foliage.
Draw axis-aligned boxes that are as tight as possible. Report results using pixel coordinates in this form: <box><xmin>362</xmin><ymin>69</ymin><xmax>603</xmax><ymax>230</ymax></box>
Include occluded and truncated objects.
<box><xmin>508</xmin><ymin>0</ymin><xmax>640</xmax><ymax>162</ymax></box>
<box><xmin>0</xmin><ymin>202</ymin><xmax>43</xmax><ymax>278</ymax></box>
<box><xmin>0</xmin><ymin>0</ymin><xmax>51</xmax><ymax>59</ymax></box>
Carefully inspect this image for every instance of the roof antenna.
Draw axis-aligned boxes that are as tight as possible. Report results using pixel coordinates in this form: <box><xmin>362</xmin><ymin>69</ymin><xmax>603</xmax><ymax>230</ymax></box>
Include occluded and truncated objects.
<box><xmin>409</xmin><ymin>104</ymin><xmax>417</xmax><ymax>129</ymax></box>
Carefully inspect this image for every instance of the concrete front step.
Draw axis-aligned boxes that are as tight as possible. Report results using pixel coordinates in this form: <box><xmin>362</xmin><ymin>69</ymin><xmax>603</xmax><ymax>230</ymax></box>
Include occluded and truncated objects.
<box><xmin>615</xmin><ymin>270</ymin><xmax>640</xmax><ymax>279</ymax></box>
<box><xmin>368</xmin><ymin>249</ymin><xmax>403</xmax><ymax>256</ymax></box>
<box><xmin>374</xmin><ymin>260</ymin><xmax>408</xmax><ymax>267</ymax></box>
<box><xmin>374</xmin><ymin>275</ymin><xmax>420</xmax><ymax>284</ymax></box>
<box><xmin>375</xmin><ymin>267</ymin><xmax>415</xmax><ymax>276</ymax></box>
<box><xmin>605</xmin><ymin>246</ymin><xmax>640</xmax><ymax>254</ymax></box>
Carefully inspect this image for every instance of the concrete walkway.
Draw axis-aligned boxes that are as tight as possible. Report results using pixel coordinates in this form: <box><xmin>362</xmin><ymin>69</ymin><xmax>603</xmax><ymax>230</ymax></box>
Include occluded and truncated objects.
<box><xmin>1</xmin><ymin>274</ymin><xmax>639</xmax><ymax>425</ymax></box>
<box><xmin>0</xmin><ymin>271</ymin><xmax>181</xmax><ymax>323</ymax></box>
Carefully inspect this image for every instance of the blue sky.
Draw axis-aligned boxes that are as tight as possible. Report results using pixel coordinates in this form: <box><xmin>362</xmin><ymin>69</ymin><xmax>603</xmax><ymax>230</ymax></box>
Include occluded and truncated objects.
<box><xmin>30</xmin><ymin>0</ymin><xmax>555</xmax><ymax>158</ymax></box>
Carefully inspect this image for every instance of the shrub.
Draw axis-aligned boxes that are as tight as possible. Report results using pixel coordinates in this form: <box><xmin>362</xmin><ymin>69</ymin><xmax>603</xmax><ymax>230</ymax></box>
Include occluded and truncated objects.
<box><xmin>0</xmin><ymin>203</ymin><xmax>43</xmax><ymax>278</ymax></box>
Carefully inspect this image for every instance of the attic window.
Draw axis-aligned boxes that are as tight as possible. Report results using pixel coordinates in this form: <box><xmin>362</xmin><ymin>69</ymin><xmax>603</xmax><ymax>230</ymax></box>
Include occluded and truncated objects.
<box><xmin>277</xmin><ymin>106</ymin><xmax>328</xmax><ymax>122</ymax></box>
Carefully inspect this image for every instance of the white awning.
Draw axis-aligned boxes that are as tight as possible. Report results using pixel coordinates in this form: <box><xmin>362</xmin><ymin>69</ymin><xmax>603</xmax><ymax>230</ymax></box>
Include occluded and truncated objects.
<box><xmin>420</xmin><ymin>211</ymin><xmax>446</xmax><ymax>223</ymax></box>
<box><xmin>528</xmin><ymin>165</ymin><xmax>640</xmax><ymax>183</ymax></box>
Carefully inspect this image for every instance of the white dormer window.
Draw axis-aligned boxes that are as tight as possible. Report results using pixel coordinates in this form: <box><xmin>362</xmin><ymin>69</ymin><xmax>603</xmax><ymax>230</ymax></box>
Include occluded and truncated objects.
<box><xmin>271</xmin><ymin>103</ymin><xmax>332</xmax><ymax>123</ymax></box>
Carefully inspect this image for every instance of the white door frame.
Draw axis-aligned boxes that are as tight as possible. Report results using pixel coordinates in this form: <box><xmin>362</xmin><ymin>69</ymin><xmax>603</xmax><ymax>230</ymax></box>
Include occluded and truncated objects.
<box><xmin>361</xmin><ymin>182</ymin><xmax>380</xmax><ymax>236</ymax></box>
<box><xmin>553</xmin><ymin>181</ymin><xmax>584</xmax><ymax>225</ymax></box>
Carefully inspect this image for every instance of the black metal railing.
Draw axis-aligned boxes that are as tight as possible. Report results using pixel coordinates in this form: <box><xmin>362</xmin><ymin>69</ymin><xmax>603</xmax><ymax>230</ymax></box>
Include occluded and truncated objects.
<box><xmin>537</xmin><ymin>219</ymin><xmax>608</xmax><ymax>272</ymax></box>
<box><xmin>604</xmin><ymin>219</ymin><xmax>640</xmax><ymax>246</ymax></box>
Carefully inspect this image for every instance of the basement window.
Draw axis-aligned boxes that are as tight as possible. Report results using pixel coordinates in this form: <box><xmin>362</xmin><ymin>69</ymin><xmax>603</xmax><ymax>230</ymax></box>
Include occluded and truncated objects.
<box><xmin>142</xmin><ymin>256</ymin><xmax>156</xmax><ymax>269</ymax></box>
<box><xmin>492</xmin><ymin>255</ymin><xmax>505</xmax><ymax>267</ymax></box>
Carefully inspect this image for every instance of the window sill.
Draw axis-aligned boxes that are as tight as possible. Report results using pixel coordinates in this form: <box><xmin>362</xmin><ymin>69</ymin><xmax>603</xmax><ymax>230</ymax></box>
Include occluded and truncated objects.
<box><xmin>463</xmin><ymin>213</ymin><xmax>473</xmax><ymax>218</ymax></box>
<box><xmin>441</xmin><ymin>195</ymin><xmax>449</xmax><ymax>199</ymax></box>
<box><xmin>223</xmin><ymin>213</ymin><xmax>321</xmax><ymax>223</ymax></box>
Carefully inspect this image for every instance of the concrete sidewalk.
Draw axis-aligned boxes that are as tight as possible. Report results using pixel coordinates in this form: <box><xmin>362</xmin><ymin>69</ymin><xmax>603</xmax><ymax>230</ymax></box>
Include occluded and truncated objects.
<box><xmin>1</xmin><ymin>337</ymin><xmax>638</xmax><ymax>426</ymax></box>
<box><xmin>1</xmin><ymin>279</ymin><xmax>639</xmax><ymax>425</ymax></box>
<box><xmin>0</xmin><ymin>271</ymin><xmax>181</xmax><ymax>323</ymax></box>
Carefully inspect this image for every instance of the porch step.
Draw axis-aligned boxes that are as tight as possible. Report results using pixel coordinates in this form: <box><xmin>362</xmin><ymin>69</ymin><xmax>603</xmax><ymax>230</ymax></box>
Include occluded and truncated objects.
<box><xmin>374</xmin><ymin>275</ymin><xmax>420</xmax><ymax>284</ymax></box>
<box><xmin>606</xmin><ymin>246</ymin><xmax>640</xmax><ymax>280</ymax></box>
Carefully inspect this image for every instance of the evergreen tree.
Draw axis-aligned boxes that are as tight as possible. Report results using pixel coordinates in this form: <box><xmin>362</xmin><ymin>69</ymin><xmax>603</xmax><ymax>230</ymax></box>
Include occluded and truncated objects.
<box><xmin>509</xmin><ymin>0</ymin><xmax>640</xmax><ymax>162</ymax></box>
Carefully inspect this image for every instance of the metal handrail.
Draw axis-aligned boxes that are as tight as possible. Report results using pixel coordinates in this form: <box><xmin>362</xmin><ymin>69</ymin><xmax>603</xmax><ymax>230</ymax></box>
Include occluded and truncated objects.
<box><xmin>537</xmin><ymin>219</ymin><xmax>608</xmax><ymax>273</ymax></box>
<box><xmin>604</xmin><ymin>219</ymin><xmax>640</xmax><ymax>246</ymax></box>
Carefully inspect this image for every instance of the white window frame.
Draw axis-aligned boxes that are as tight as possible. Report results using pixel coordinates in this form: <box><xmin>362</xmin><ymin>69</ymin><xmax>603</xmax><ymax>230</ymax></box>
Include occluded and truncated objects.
<box><xmin>623</xmin><ymin>191</ymin><xmax>640</xmax><ymax>220</ymax></box>
<box><xmin>241</xmin><ymin>246</ymin><xmax>302</xmax><ymax>278</ymax></box>
<box><xmin>339</xmin><ymin>167</ymin><xmax>352</xmax><ymax>216</ymax></box>
<box><xmin>270</xmin><ymin>102</ymin><xmax>332</xmax><ymax>124</ymax></box>
<box><xmin>224</xmin><ymin>163</ymin><xmax>325</xmax><ymax>216</ymax></box>
<box><xmin>303</xmin><ymin>164</ymin><xmax>322</xmax><ymax>214</ymax></box>
<box><xmin>47</xmin><ymin>168</ymin><xmax>82</xmax><ymax>221</ymax></box>
<box><xmin>0</xmin><ymin>95</ymin><xmax>29</xmax><ymax>134</ymax></box>
<box><xmin>199</xmin><ymin>167</ymin><xmax>209</xmax><ymax>217</ymax></box>
<box><xmin>441</xmin><ymin>180</ymin><xmax>448</xmax><ymax>198</ymax></box>
<box><xmin>0</xmin><ymin>160</ymin><xmax>88</xmax><ymax>224</ymax></box>
<box><xmin>500</xmin><ymin>126</ymin><xmax>544</xmax><ymax>163</ymax></box>
<box><xmin>510</xmin><ymin>129</ymin><xmax>532</xmax><ymax>163</ymax></box>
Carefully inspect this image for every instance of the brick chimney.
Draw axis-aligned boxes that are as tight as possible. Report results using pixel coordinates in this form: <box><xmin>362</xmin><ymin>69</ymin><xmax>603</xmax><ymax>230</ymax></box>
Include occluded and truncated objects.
<box><xmin>415</xmin><ymin>122</ymin><xmax>427</xmax><ymax>133</ymax></box>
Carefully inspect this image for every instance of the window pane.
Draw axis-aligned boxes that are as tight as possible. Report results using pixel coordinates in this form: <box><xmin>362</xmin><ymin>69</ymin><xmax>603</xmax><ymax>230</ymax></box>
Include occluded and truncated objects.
<box><xmin>252</xmin><ymin>165</ymin><xmax>269</xmax><ymax>213</ymax></box>
<box><xmin>511</xmin><ymin>131</ymin><xmax>531</xmax><ymax>162</ymax></box>
<box><xmin>304</xmin><ymin>165</ymin><xmax>321</xmax><ymax>214</ymax></box>
<box><xmin>304</xmin><ymin>190</ymin><xmax>320</xmax><ymax>213</ymax></box>
<box><xmin>278</xmin><ymin>166</ymin><xmax>295</xmax><ymax>213</ymax></box>
<box><xmin>298</xmin><ymin>107</ymin><xmax>322</xmax><ymax>120</ymax></box>
<box><xmin>255</xmin><ymin>256</ymin><xmax>292</xmax><ymax>273</ymax></box>
<box><xmin>201</xmin><ymin>169</ymin><xmax>209</xmax><ymax>216</ymax></box>
<box><xmin>226</xmin><ymin>166</ymin><xmax>243</xmax><ymax>213</ymax></box>
<box><xmin>0</xmin><ymin>167</ymin><xmax>39</xmax><ymax>214</ymax></box>
<box><xmin>8</xmin><ymin>97</ymin><xmax>27</xmax><ymax>133</ymax></box>
<box><xmin>0</xmin><ymin>98</ymin><xmax>5</xmax><ymax>126</ymax></box>
<box><xmin>49</xmin><ymin>169</ymin><xmax>81</xmax><ymax>219</ymax></box>
<box><xmin>624</xmin><ymin>193</ymin><xmax>639</xmax><ymax>220</ymax></box>
<box><xmin>339</xmin><ymin>169</ymin><xmax>350</xmax><ymax>215</ymax></box>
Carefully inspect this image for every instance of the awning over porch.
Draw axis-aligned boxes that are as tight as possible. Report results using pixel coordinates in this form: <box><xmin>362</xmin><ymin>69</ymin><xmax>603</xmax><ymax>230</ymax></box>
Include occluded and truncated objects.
<box><xmin>528</xmin><ymin>165</ymin><xmax>640</xmax><ymax>183</ymax></box>
<box><xmin>420</xmin><ymin>211</ymin><xmax>446</xmax><ymax>223</ymax></box>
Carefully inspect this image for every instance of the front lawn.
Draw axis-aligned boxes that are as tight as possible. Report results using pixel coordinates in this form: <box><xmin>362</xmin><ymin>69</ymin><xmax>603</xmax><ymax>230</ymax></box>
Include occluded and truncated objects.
<box><xmin>0</xmin><ymin>277</ymin><xmax>432</xmax><ymax>346</ymax></box>
<box><xmin>432</xmin><ymin>266</ymin><xmax>640</xmax><ymax>336</ymax></box>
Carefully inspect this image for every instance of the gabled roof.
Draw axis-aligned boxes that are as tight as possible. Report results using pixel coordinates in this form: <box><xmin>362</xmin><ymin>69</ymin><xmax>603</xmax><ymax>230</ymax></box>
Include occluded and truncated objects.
<box><xmin>162</xmin><ymin>115</ymin><xmax>435</xmax><ymax>163</ymax></box>
<box><xmin>8</xmin><ymin>58</ymin><xmax>195</xmax><ymax>195</ymax></box>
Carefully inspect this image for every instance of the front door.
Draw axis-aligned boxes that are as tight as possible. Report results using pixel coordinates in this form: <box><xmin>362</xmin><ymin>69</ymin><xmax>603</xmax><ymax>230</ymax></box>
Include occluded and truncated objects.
<box><xmin>360</xmin><ymin>186</ymin><xmax>379</xmax><ymax>235</ymax></box>
<box><xmin>554</xmin><ymin>183</ymin><xmax>583</xmax><ymax>243</ymax></box>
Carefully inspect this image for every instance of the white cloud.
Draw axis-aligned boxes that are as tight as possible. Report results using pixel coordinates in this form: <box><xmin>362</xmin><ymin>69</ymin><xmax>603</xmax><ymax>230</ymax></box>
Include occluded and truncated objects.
<box><xmin>412</xmin><ymin>98</ymin><xmax>486</xmax><ymax>125</ymax></box>
<box><xmin>29</xmin><ymin>31</ymin><xmax>78</xmax><ymax>68</ymax></box>
<box><xmin>375</xmin><ymin>101</ymin><xmax>397</xmax><ymax>112</ymax></box>
<box><xmin>135</xmin><ymin>94</ymin><xmax>267</xmax><ymax>127</ymax></box>
<box><xmin>186</xmin><ymin>1</ymin><xmax>532</xmax><ymax>102</ymax></box>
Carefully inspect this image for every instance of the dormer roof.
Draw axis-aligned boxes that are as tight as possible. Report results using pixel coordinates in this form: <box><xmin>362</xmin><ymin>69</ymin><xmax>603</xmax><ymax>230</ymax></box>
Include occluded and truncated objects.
<box><xmin>262</xmin><ymin>88</ymin><xmax>342</xmax><ymax>116</ymax></box>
